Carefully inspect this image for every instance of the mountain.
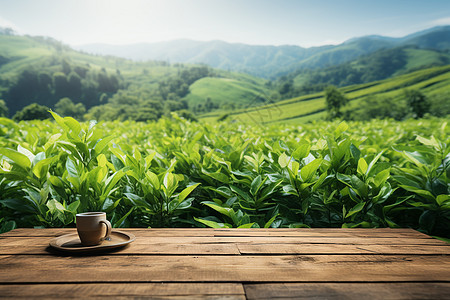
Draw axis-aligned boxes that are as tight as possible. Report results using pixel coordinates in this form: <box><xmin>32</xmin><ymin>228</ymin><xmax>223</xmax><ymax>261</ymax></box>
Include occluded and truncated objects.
<box><xmin>78</xmin><ymin>39</ymin><xmax>332</xmax><ymax>78</ymax></box>
<box><xmin>0</xmin><ymin>31</ymin><xmax>268</xmax><ymax>118</ymax></box>
<box><xmin>77</xmin><ymin>26</ymin><xmax>450</xmax><ymax>78</ymax></box>
<box><xmin>288</xmin><ymin>45</ymin><xmax>450</xmax><ymax>89</ymax></box>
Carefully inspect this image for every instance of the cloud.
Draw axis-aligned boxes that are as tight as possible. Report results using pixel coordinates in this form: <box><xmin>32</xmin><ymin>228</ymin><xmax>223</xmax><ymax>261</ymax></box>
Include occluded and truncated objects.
<box><xmin>429</xmin><ymin>17</ymin><xmax>450</xmax><ymax>26</ymax></box>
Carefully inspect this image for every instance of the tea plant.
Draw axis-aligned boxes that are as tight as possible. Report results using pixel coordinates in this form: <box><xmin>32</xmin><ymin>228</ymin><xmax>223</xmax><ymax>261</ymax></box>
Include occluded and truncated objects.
<box><xmin>0</xmin><ymin>114</ymin><xmax>448</xmax><ymax>237</ymax></box>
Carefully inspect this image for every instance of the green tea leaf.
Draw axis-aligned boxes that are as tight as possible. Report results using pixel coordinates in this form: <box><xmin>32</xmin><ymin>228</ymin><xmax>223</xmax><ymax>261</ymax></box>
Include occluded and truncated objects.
<box><xmin>399</xmin><ymin>185</ymin><xmax>435</xmax><ymax>201</ymax></box>
<box><xmin>374</xmin><ymin>168</ymin><xmax>390</xmax><ymax>187</ymax></box>
<box><xmin>163</xmin><ymin>172</ymin><xmax>176</xmax><ymax>190</ymax></box>
<box><xmin>103</xmin><ymin>170</ymin><xmax>125</xmax><ymax>197</ymax></box>
<box><xmin>17</xmin><ymin>145</ymin><xmax>35</xmax><ymax>163</ymax></box>
<box><xmin>33</xmin><ymin>156</ymin><xmax>57</xmax><ymax>179</ymax></box>
<box><xmin>237</xmin><ymin>223</ymin><xmax>255</xmax><ymax>228</ymax></box>
<box><xmin>334</xmin><ymin>121</ymin><xmax>348</xmax><ymax>138</ymax></box>
<box><xmin>94</xmin><ymin>136</ymin><xmax>115</xmax><ymax>154</ymax></box>
<box><xmin>47</xmin><ymin>199</ymin><xmax>67</xmax><ymax>213</ymax></box>
<box><xmin>202</xmin><ymin>202</ymin><xmax>233</xmax><ymax>218</ymax></box>
<box><xmin>345</xmin><ymin>202</ymin><xmax>365</xmax><ymax>218</ymax></box>
<box><xmin>416</xmin><ymin>135</ymin><xmax>440</xmax><ymax>151</ymax></box>
<box><xmin>194</xmin><ymin>217</ymin><xmax>230</xmax><ymax>228</ymax></box>
<box><xmin>64</xmin><ymin>117</ymin><xmax>82</xmax><ymax>139</ymax></box>
<box><xmin>292</xmin><ymin>144</ymin><xmax>310</xmax><ymax>161</ymax></box>
<box><xmin>357</xmin><ymin>158</ymin><xmax>368</xmax><ymax>177</ymax></box>
<box><xmin>203</xmin><ymin>169</ymin><xmax>230</xmax><ymax>183</ymax></box>
<box><xmin>264</xmin><ymin>214</ymin><xmax>278</xmax><ymax>228</ymax></box>
<box><xmin>146</xmin><ymin>171</ymin><xmax>160</xmax><ymax>189</ymax></box>
<box><xmin>178</xmin><ymin>183</ymin><xmax>200</xmax><ymax>202</ymax></box>
<box><xmin>124</xmin><ymin>193</ymin><xmax>151</xmax><ymax>208</ymax></box>
<box><xmin>436</xmin><ymin>194</ymin><xmax>450</xmax><ymax>206</ymax></box>
<box><xmin>66</xmin><ymin>158</ymin><xmax>78</xmax><ymax>177</ymax></box>
<box><xmin>250</xmin><ymin>175</ymin><xmax>263</xmax><ymax>196</ymax></box>
<box><xmin>0</xmin><ymin>148</ymin><xmax>31</xmax><ymax>169</ymax></box>
<box><xmin>300</xmin><ymin>158</ymin><xmax>322</xmax><ymax>182</ymax></box>
<box><xmin>278</xmin><ymin>152</ymin><xmax>289</xmax><ymax>168</ymax></box>
<box><xmin>366</xmin><ymin>151</ymin><xmax>384</xmax><ymax>177</ymax></box>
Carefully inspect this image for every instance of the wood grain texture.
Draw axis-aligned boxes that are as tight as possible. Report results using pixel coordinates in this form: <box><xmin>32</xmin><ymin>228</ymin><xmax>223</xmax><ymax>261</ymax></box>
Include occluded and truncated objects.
<box><xmin>0</xmin><ymin>236</ymin><xmax>241</xmax><ymax>255</ymax></box>
<box><xmin>244</xmin><ymin>283</ymin><xmax>450</xmax><ymax>300</ymax></box>
<box><xmin>0</xmin><ymin>283</ymin><xmax>245</xmax><ymax>299</ymax></box>
<box><xmin>237</xmin><ymin>243</ymin><xmax>450</xmax><ymax>255</ymax></box>
<box><xmin>214</xmin><ymin>228</ymin><xmax>433</xmax><ymax>238</ymax></box>
<box><xmin>0</xmin><ymin>228</ymin><xmax>433</xmax><ymax>238</ymax></box>
<box><xmin>0</xmin><ymin>254</ymin><xmax>449</xmax><ymax>283</ymax></box>
<box><xmin>1</xmin><ymin>228</ymin><xmax>448</xmax><ymax>299</ymax></box>
<box><xmin>1</xmin><ymin>238</ymin><xmax>448</xmax><ymax>255</ymax></box>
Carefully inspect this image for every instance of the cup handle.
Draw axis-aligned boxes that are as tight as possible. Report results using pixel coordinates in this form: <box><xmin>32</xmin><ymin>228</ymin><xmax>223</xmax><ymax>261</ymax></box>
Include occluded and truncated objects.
<box><xmin>100</xmin><ymin>219</ymin><xmax>112</xmax><ymax>241</ymax></box>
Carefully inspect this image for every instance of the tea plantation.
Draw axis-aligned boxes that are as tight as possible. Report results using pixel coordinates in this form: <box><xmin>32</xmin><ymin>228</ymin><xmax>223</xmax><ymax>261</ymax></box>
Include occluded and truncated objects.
<box><xmin>0</xmin><ymin>114</ymin><xmax>449</xmax><ymax>239</ymax></box>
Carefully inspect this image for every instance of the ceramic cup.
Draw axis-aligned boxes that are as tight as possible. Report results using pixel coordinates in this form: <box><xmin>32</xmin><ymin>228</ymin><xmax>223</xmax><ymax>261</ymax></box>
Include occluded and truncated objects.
<box><xmin>76</xmin><ymin>212</ymin><xmax>112</xmax><ymax>246</ymax></box>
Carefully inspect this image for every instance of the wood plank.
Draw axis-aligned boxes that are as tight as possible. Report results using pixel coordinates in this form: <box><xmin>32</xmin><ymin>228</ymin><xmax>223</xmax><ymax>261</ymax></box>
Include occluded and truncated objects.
<box><xmin>1</xmin><ymin>228</ymin><xmax>434</xmax><ymax>239</ymax></box>
<box><xmin>0</xmin><ymin>228</ymin><xmax>71</xmax><ymax>237</ymax></box>
<box><xmin>79</xmin><ymin>236</ymin><xmax>445</xmax><ymax>245</ymax></box>
<box><xmin>1</xmin><ymin>237</ymin><xmax>448</xmax><ymax>255</ymax></box>
<box><xmin>0</xmin><ymin>283</ymin><xmax>245</xmax><ymax>299</ymax></box>
<box><xmin>3</xmin><ymin>232</ymin><xmax>445</xmax><ymax>247</ymax></box>
<box><xmin>0</xmin><ymin>228</ymin><xmax>216</xmax><ymax>238</ymax></box>
<box><xmin>214</xmin><ymin>228</ymin><xmax>433</xmax><ymax>239</ymax></box>
<box><xmin>237</xmin><ymin>243</ymin><xmax>450</xmax><ymax>255</ymax></box>
<box><xmin>0</xmin><ymin>255</ymin><xmax>449</xmax><ymax>283</ymax></box>
<box><xmin>0</xmin><ymin>238</ymin><xmax>240</xmax><ymax>255</ymax></box>
<box><xmin>244</xmin><ymin>283</ymin><xmax>450</xmax><ymax>300</ymax></box>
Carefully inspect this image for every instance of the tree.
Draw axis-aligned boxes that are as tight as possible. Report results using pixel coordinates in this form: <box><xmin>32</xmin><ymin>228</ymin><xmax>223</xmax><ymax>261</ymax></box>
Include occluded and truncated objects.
<box><xmin>354</xmin><ymin>95</ymin><xmax>407</xmax><ymax>121</ymax></box>
<box><xmin>55</xmin><ymin>97</ymin><xmax>86</xmax><ymax>120</ymax></box>
<box><xmin>53</xmin><ymin>72</ymin><xmax>69</xmax><ymax>98</ymax></box>
<box><xmin>0</xmin><ymin>100</ymin><xmax>9</xmax><ymax>117</ymax></box>
<box><xmin>325</xmin><ymin>85</ymin><xmax>348</xmax><ymax>119</ymax></box>
<box><xmin>429</xmin><ymin>94</ymin><xmax>450</xmax><ymax>117</ymax></box>
<box><xmin>404</xmin><ymin>89</ymin><xmax>430</xmax><ymax>119</ymax></box>
<box><xmin>67</xmin><ymin>72</ymin><xmax>82</xmax><ymax>99</ymax></box>
<box><xmin>279</xmin><ymin>80</ymin><xmax>293</xmax><ymax>95</ymax></box>
<box><xmin>13</xmin><ymin>103</ymin><xmax>50</xmax><ymax>121</ymax></box>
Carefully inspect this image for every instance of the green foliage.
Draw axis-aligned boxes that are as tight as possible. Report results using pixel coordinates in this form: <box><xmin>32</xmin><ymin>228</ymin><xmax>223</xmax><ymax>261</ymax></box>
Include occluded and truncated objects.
<box><xmin>404</xmin><ymin>89</ymin><xmax>430</xmax><ymax>118</ymax></box>
<box><xmin>55</xmin><ymin>97</ymin><xmax>86</xmax><ymax>120</ymax></box>
<box><xmin>349</xmin><ymin>95</ymin><xmax>408</xmax><ymax>121</ymax></box>
<box><xmin>13</xmin><ymin>103</ymin><xmax>50</xmax><ymax>121</ymax></box>
<box><xmin>0</xmin><ymin>100</ymin><xmax>8</xmax><ymax>117</ymax></box>
<box><xmin>209</xmin><ymin>65</ymin><xmax>450</xmax><ymax>124</ymax></box>
<box><xmin>429</xmin><ymin>93</ymin><xmax>450</xmax><ymax>117</ymax></box>
<box><xmin>325</xmin><ymin>86</ymin><xmax>348</xmax><ymax>119</ymax></box>
<box><xmin>277</xmin><ymin>46</ymin><xmax>450</xmax><ymax>96</ymax></box>
<box><xmin>0</xmin><ymin>115</ymin><xmax>448</xmax><ymax>237</ymax></box>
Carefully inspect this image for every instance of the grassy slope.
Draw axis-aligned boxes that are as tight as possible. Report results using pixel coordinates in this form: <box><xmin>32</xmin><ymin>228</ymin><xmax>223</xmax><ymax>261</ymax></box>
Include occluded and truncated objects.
<box><xmin>0</xmin><ymin>36</ymin><xmax>52</xmax><ymax>76</ymax></box>
<box><xmin>184</xmin><ymin>75</ymin><xmax>268</xmax><ymax>107</ymax></box>
<box><xmin>0</xmin><ymin>35</ymin><xmax>268</xmax><ymax>109</ymax></box>
<box><xmin>199</xmin><ymin>65</ymin><xmax>450</xmax><ymax>124</ymax></box>
<box><xmin>292</xmin><ymin>48</ymin><xmax>450</xmax><ymax>87</ymax></box>
<box><xmin>402</xmin><ymin>48</ymin><xmax>450</xmax><ymax>72</ymax></box>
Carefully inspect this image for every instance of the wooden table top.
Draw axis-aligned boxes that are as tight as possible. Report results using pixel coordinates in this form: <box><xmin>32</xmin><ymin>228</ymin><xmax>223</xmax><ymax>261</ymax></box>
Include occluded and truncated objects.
<box><xmin>1</xmin><ymin>228</ymin><xmax>449</xmax><ymax>299</ymax></box>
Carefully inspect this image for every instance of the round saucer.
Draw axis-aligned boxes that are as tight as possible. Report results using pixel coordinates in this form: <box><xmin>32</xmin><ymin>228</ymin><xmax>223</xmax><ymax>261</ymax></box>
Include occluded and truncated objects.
<box><xmin>49</xmin><ymin>231</ymin><xmax>135</xmax><ymax>253</ymax></box>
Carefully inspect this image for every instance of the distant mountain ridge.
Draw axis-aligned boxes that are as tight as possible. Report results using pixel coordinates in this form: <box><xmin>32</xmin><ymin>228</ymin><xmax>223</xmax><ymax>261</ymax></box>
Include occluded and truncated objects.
<box><xmin>77</xmin><ymin>26</ymin><xmax>450</xmax><ymax>78</ymax></box>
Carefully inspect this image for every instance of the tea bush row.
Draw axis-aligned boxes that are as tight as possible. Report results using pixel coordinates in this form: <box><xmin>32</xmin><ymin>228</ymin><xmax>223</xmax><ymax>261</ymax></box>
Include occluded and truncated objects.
<box><xmin>0</xmin><ymin>113</ymin><xmax>449</xmax><ymax>238</ymax></box>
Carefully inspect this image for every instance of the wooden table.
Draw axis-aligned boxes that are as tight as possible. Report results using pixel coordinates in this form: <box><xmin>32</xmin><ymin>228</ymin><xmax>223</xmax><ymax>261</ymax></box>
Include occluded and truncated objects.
<box><xmin>1</xmin><ymin>228</ymin><xmax>450</xmax><ymax>299</ymax></box>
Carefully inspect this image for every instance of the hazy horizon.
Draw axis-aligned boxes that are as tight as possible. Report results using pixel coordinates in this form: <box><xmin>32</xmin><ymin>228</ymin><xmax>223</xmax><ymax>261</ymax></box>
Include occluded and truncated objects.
<box><xmin>0</xmin><ymin>0</ymin><xmax>449</xmax><ymax>47</ymax></box>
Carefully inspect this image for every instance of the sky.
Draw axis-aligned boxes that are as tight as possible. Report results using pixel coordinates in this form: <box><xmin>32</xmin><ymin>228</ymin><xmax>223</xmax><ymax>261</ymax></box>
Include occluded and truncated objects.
<box><xmin>0</xmin><ymin>0</ymin><xmax>449</xmax><ymax>47</ymax></box>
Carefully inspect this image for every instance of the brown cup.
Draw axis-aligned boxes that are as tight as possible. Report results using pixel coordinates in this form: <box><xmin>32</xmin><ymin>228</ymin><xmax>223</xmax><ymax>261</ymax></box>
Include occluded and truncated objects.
<box><xmin>76</xmin><ymin>212</ymin><xmax>112</xmax><ymax>246</ymax></box>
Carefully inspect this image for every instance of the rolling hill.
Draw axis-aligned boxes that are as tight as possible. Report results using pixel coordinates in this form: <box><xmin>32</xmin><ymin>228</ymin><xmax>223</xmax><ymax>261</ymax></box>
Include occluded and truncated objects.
<box><xmin>77</xmin><ymin>26</ymin><xmax>450</xmax><ymax>78</ymax></box>
<box><xmin>1</xmin><ymin>27</ymin><xmax>449</xmax><ymax>122</ymax></box>
<box><xmin>199</xmin><ymin>65</ymin><xmax>450</xmax><ymax>124</ymax></box>
<box><xmin>289</xmin><ymin>45</ymin><xmax>450</xmax><ymax>88</ymax></box>
<box><xmin>0</xmin><ymin>32</ymin><xmax>268</xmax><ymax>117</ymax></box>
